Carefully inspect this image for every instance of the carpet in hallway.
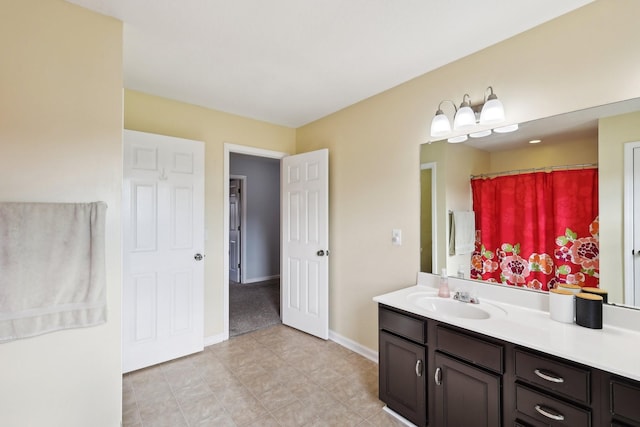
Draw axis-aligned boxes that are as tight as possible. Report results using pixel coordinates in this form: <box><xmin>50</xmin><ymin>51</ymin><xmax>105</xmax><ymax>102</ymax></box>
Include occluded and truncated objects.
<box><xmin>229</xmin><ymin>278</ymin><xmax>281</xmax><ymax>337</ymax></box>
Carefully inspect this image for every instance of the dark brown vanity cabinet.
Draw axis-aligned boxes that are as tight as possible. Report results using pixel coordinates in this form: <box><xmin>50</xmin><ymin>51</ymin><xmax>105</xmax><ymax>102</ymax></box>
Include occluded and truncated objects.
<box><xmin>512</xmin><ymin>348</ymin><xmax>594</xmax><ymax>427</ymax></box>
<box><xmin>608</xmin><ymin>377</ymin><xmax>640</xmax><ymax>426</ymax></box>
<box><xmin>379</xmin><ymin>306</ymin><xmax>428</xmax><ymax>427</ymax></box>
<box><xmin>378</xmin><ymin>303</ymin><xmax>640</xmax><ymax>427</ymax></box>
<box><xmin>433</xmin><ymin>326</ymin><xmax>503</xmax><ymax>427</ymax></box>
<box><xmin>433</xmin><ymin>352</ymin><xmax>501</xmax><ymax>426</ymax></box>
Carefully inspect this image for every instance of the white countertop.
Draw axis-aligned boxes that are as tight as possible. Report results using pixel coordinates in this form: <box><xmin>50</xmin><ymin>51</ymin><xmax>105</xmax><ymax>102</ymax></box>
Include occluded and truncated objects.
<box><xmin>373</xmin><ymin>273</ymin><xmax>640</xmax><ymax>382</ymax></box>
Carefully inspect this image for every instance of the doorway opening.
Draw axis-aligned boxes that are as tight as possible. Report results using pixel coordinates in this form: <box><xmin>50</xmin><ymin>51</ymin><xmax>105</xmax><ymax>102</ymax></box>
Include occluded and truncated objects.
<box><xmin>223</xmin><ymin>144</ymin><xmax>287</xmax><ymax>338</ymax></box>
<box><xmin>420</xmin><ymin>162</ymin><xmax>437</xmax><ymax>274</ymax></box>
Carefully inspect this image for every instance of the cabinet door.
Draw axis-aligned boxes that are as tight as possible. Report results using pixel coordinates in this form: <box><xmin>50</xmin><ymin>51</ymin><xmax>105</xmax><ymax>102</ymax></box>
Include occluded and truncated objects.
<box><xmin>379</xmin><ymin>331</ymin><xmax>427</xmax><ymax>427</ymax></box>
<box><xmin>434</xmin><ymin>351</ymin><xmax>501</xmax><ymax>427</ymax></box>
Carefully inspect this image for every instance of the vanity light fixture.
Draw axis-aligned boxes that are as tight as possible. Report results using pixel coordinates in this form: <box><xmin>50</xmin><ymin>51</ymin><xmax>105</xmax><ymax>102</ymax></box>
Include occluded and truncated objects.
<box><xmin>469</xmin><ymin>129</ymin><xmax>492</xmax><ymax>138</ymax></box>
<box><xmin>430</xmin><ymin>100</ymin><xmax>456</xmax><ymax>138</ymax></box>
<box><xmin>493</xmin><ymin>123</ymin><xmax>519</xmax><ymax>133</ymax></box>
<box><xmin>429</xmin><ymin>86</ymin><xmax>516</xmax><ymax>143</ymax></box>
<box><xmin>479</xmin><ymin>86</ymin><xmax>505</xmax><ymax>124</ymax></box>
<box><xmin>447</xmin><ymin>135</ymin><xmax>468</xmax><ymax>143</ymax></box>
<box><xmin>453</xmin><ymin>94</ymin><xmax>476</xmax><ymax>129</ymax></box>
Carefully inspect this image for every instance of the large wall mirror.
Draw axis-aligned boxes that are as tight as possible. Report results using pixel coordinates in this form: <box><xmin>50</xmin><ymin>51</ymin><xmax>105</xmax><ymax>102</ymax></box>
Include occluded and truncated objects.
<box><xmin>420</xmin><ymin>97</ymin><xmax>640</xmax><ymax>308</ymax></box>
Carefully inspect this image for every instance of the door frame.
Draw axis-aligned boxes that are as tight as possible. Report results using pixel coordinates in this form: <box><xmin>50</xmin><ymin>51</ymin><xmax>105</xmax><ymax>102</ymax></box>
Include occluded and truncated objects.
<box><xmin>229</xmin><ymin>175</ymin><xmax>247</xmax><ymax>284</ymax></box>
<box><xmin>223</xmin><ymin>143</ymin><xmax>287</xmax><ymax>340</ymax></box>
<box><xmin>624</xmin><ymin>141</ymin><xmax>640</xmax><ymax>305</ymax></box>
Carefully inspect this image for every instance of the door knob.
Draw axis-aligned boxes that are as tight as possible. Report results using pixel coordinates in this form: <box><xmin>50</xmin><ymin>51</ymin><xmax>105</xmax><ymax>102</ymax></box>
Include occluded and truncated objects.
<box><xmin>194</xmin><ymin>253</ymin><xmax>204</xmax><ymax>261</ymax></box>
<box><xmin>317</xmin><ymin>250</ymin><xmax>325</xmax><ymax>256</ymax></box>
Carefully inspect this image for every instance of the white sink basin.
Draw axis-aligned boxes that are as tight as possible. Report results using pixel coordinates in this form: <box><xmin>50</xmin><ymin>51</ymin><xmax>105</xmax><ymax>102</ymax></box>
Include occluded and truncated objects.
<box><xmin>412</xmin><ymin>296</ymin><xmax>506</xmax><ymax>320</ymax></box>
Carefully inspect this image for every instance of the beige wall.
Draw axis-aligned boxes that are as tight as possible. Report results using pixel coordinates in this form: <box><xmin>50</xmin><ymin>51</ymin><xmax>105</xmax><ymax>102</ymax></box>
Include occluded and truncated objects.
<box><xmin>599</xmin><ymin>111</ymin><xmax>640</xmax><ymax>303</ymax></box>
<box><xmin>124</xmin><ymin>90</ymin><xmax>296</xmax><ymax>337</ymax></box>
<box><xmin>489</xmin><ymin>136</ymin><xmax>598</xmax><ymax>172</ymax></box>
<box><xmin>297</xmin><ymin>0</ymin><xmax>640</xmax><ymax>351</ymax></box>
<box><xmin>0</xmin><ymin>1</ymin><xmax>123</xmax><ymax>426</ymax></box>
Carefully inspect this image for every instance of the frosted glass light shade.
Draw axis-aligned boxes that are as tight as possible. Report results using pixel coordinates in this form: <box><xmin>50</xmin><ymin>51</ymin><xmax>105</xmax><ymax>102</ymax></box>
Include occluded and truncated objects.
<box><xmin>493</xmin><ymin>123</ymin><xmax>519</xmax><ymax>133</ymax></box>
<box><xmin>430</xmin><ymin>111</ymin><xmax>452</xmax><ymax>137</ymax></box>
<box><xmin>479</xmin><ymin>96</ymin><xmax>505</xmax><ymax>124</ymax></box>
<box><xmin>453</xmin><ymin>105</ymin><xmax>475</xmax><ymax>129</ymax></box>
<box><xmin>447</xmin><ymin>135</ymin><xmax>468</xmax><ymax>143</ymax></box>
<box><xmin>469</xmin><ymin>129</ymin><xmax>492</xmax><ymax>138</ymax></box>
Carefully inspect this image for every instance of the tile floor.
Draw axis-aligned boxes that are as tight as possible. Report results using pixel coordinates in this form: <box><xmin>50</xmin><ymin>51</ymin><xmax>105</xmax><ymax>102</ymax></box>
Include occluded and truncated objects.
<box><xmin>123</xmin><ymin>324</ymin><xmax>406</xmax><ymax>426</ymax></box>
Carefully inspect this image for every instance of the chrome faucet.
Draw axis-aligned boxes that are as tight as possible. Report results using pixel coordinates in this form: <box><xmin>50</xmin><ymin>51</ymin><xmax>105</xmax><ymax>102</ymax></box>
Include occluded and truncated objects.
<box><xmin>453</xmin><ymin>290</ymin><xmax>479</xmax><ymax>304</ymax></box>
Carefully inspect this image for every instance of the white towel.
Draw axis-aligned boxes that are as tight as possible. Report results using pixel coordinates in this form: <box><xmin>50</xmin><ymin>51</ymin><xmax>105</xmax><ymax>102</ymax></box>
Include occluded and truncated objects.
<box><xmin>0</xmin><ymin>202</ymin><xmax>107</xmax><ymax>342</ymax></box>
<box><xmin>449</xmin><ymin>211</ymin><xmax>476</xmax><ymax>255</ymax></box>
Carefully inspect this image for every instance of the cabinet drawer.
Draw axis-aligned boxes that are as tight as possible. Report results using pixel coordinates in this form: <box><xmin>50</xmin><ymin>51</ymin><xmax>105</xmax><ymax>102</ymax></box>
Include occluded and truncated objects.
<box><xmin>611</xmin><ymin>378</ymin><xmax>640</xmax><ymax>423</ymax></box>
<box><xmin>379</xmin><ymin>306</ymin><xmax>426</xmax><ymax>343</ymax></box>
<box><xmin>515</xmin><ymin>349</ymin><xmax>590</xmax><ymax>404</ymax></box>
<box><xmin>515</xmin><ymin>384</ymin><xmax>591</xmax><ymax>426</ymax></box>
<box><xmin>436</xmin><ymin>326</ymin><xmax>503</xmax><ymax>373</ymax></box>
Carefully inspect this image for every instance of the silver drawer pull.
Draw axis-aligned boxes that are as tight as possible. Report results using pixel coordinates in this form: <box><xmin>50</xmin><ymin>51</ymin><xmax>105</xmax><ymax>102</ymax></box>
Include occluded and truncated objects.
<box><xmin>415</xmin><ymin>360</ymin><xmax>423</xmax><ymax>377</ymax></box>
<box><xmin>534</xmin><ymin>404</ymin><xmax>565</xmax><ymax>421</ymax></box>
<box><xmin>434</xmin><ymin>367</ymin><xmax>442</xmax><ymax>385</ymax></box>
<box><xmin>534</xmin><ymin>369</ymin><xmax>564</xmax><ymax>383</ymax></box>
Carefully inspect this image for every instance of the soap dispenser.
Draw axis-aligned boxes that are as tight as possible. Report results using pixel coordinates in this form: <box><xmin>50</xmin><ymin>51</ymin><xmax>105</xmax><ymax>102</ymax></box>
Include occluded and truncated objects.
<box><xmin>438</xmin><ymin>268</ymin><xmax>450</xmax><ymax>298</ymax></box>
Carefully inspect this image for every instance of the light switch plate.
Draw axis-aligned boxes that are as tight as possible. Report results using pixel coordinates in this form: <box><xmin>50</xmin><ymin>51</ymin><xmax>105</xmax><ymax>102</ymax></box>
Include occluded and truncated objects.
<box><xmin>392</xmin><ymin>229</ymin><xmax>402</xmax><ymax>246</ymax></box>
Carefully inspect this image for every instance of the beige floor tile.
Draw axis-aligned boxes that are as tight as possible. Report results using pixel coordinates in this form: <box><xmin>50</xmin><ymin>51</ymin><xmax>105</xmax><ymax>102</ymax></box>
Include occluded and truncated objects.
<box><xmin>255</xmin><ymin>382</ymin><xmax>299</xmax><ymax>411</ymax></box>
<box><xmin>138</xmin><ymin>398</ymin><xmax>187</xmax><ymax>427</ymax></box>
<box><xmin>122</xmin><ymin>324</ymin><xmax>383</xmax><ymax>427</ymax></box>
<box><xmin>179</xmin><ymin>394</ymin><xmax>225</xmax><ymax>426</ymax></box>
<box><xmin>134</xmin><ymin>380</ymin><xmax>175</xmax><ymax>410</ymax></box>
<box><xmin>242</xmin><ymin>413</ymin><xmax>281</xmax><ymax>427</ymax></box>
<box><xmin>271</xmin><ymin>399</ymin><xmax>319</xmax><ymax>427</ymax></box>
<box><xmin>173</xmin><ymin>379</ymin><xmax>214</xmax><ymax>406</ymax></box>
<box><xmin>365</xmin><ymin>409</ymin><xmax>411</xmax><ymax>426</ymax></box>
<box><xmin>347</xmin><ymin>391</ymin><xmax>387</xmax><ymax>420</ymax></box>
<box><xmin>121</xmin><ymin>401</ymin><xmax>141</xmax><ymax>426</ymax></box>
<box><xmin>223</xmin><ymin>393</ymin><xmax>270</xmax><ymax>426</ymax></box>
<box><xmin>310</xmin><ymin>401</ymin><xmax>365</xmax><ymax>427</ymax></box>
<box><xmin>241</xmin><ymin>369</ymin><xmax>282</xmax><ymax>394</ymax></box>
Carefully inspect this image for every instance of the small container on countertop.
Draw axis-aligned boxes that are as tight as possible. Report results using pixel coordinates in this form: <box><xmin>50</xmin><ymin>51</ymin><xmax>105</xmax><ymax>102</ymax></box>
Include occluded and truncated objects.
<box><xmin>558</xmin><ymin>283</ymin><xmax>582</xmax><ymax>295</ymax></box>
<box><xmin>549</xmin><ymin>288</ymin><xmax>575</xmax><ymax>324</ymax></box>
<box><xmin>575</xmin><ymin>292</ymin><xmax>603</xmax><ymax>329</ymax></box>
<box><xmin>581</xmin><ymin>287</ymin><xmax>608</xmax><ymax>304</ymax></box>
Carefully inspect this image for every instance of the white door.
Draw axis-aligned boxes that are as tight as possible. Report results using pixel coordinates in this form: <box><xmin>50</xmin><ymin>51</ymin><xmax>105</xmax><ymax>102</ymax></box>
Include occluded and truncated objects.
<box><xmin>281</xmin><ymin>149</ymin><xmax>329</xmax><ymax>339</ymax></box>
<box><xmin>229</xmin><ymin>178</ymin><xmax>241</xmax><ymax>283</ymax></box>
<box><xmin>122</xmin><ymin>130</ymin><xmax>205</xmax><ymax>373</ymax></box>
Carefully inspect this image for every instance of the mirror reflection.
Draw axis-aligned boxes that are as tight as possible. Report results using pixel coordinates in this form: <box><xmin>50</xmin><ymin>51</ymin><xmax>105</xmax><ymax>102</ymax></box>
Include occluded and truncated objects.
<box><xmin>420</xmin><ymin>97</ymin><xmax>640</xmax><ymax>308</ymax></box>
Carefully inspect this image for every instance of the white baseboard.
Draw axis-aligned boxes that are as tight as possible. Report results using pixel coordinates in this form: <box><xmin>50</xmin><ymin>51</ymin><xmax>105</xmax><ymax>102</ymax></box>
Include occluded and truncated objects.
<box><xmin>204</xmin><ymin>332</ymin><xmax>226</xmax><ymax>347</ymax></box>
<box><xmin>383</xmin><ymin>406</ymin><xmax>417</xmax><ymax>427</ymax></box>
<box><xmin>243</xmin><ymin>274</ymin><xmax>280</xmax><ymax>284</ymax></box>
<box><xmin>204</xmin><ymin>327</ymin><xmax>378</xmax><ymax>364</ymax></box>
<box><xmin>329</xmin><ymin>329</ymin><xmax>378</xmax><ymax>363</ymax></box>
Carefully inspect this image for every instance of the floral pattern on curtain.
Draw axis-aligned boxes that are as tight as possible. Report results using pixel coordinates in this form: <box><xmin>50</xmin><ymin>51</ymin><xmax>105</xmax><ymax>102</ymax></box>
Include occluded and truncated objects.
<box><xmin>470</xmin><ymin>169</ymin><xmax>599</xmax><ymax>291</ymax></box>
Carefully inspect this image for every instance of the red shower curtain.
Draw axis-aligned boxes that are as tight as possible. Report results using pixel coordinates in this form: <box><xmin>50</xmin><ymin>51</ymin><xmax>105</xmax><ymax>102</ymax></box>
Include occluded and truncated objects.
<box><xmin>470</xmin><ymin>169</ymin><xmax>599</xmax><ymax>291</ymax></box>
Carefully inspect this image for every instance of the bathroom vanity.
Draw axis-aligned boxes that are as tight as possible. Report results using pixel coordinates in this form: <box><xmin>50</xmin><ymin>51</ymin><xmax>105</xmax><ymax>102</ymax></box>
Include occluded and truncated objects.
<box><xmin>374</xmin><ymin>274</ymin><xmax>640</xmax><ymax>427</ymax></box>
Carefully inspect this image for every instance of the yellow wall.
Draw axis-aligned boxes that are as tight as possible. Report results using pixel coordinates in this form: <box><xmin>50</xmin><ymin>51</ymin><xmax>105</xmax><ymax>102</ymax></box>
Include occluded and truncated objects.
<box><xmin>489</xmin><ymin>136</ymin><xmax>598</xmax><ymax>173</ymax></box>
<box><xmin>297</xmin><ymin>0</ymin><xmax>640</xmax><ymax>351</ymax></box>
<box><xmin>124</xmin><ymin>90</ymin><xmax>296</xmax><ymax>337</ymax></box>
<box><xmin>599</xmin><ymin>111</ymin><xmax>640</xmax><ymax>303</ymax></box>
<box><xmin>0</xmin><ymin>1</ymin><xmax>123</xmax><ymax>426</ymax></box>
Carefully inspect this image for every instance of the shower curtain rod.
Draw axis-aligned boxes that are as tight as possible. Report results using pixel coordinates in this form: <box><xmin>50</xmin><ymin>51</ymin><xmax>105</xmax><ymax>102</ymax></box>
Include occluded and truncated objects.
<box><xmin>470</xmin><ymin>162</ymin><xmax>598</xmax><ymax>179</ymax></box>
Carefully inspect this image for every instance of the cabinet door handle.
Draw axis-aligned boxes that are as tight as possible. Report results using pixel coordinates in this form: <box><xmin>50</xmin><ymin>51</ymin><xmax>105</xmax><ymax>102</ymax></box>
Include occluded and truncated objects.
<box><xmin>434</xmin><ymin>367</ymin><xmax>442</xmax><ymax>385</ymax></box>
<box><xmin>534</xmin><ymin>404</ymin><xmax>565</xmax><ymax>421</ymax></box>
<box><xmin>415</xmin><ymin>360</ymin><xmax>423</xmax><ymax>377</ymax></box>
<box><xmin>534</xmin><ymin>369</ymin><xmax>564</xmax><ymax>383</ymax></box>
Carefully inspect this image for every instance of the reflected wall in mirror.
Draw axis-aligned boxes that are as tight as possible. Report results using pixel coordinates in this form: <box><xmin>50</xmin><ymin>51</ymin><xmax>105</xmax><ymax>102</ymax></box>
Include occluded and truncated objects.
<box><xmin>420</xmin><ymin>97</ymin><xmax>640</xmax><ymax>308</ymax></box>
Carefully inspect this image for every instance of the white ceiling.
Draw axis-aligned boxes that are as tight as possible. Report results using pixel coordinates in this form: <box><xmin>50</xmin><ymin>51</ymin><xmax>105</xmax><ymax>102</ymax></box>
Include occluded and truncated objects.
<box><xmin>67</xmin><ymin>0</ymin><xmax>594</xmax><ymax>128</ymax></box>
